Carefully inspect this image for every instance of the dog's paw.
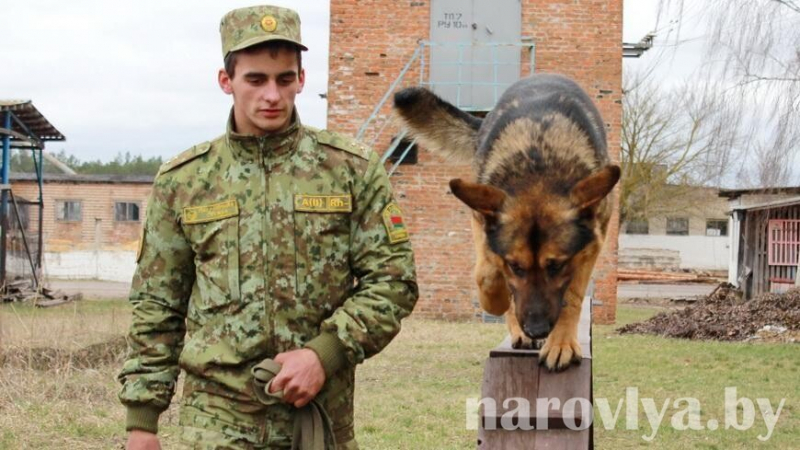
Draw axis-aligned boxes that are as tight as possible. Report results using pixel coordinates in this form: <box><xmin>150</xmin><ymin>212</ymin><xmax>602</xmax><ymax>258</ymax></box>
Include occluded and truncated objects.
<box><xmin>539</xmin><ymin>336</ymin><xmax>582</xmax><ymax>372</ymax></box>
<box><xmin>511</xmin><ymin>333</ymin><xmax>535</xmax><ymax>349</ymax></box>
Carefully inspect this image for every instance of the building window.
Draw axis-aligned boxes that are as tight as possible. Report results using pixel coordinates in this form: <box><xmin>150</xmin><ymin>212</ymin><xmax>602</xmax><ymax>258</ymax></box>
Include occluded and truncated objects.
<box><xmin>115</xmin><ymin>202</ymin><xmax>140</xmax><ymax>222</ymax></box>
<box><xmin>387</xmin><ymin>136</ymin><xmax>418</xmax><ymax>165</ymax></box>
<box><xmin>666</xmin><ymin>217</ymin><xmax>689</xmax><ymax>236</ymax></box>
<box><xmin>706</xmin><ymin>219</ymin><xmax>728</xmax><ymax>237</ymax></box>
<box><xmin>626</xmin><ymin>219</ymin><xmax>649</xmax><ymax>235</ymax></box>
<box><xmin>56</xmin><ymin>200</ymin><xmax>82</xmax><ymax>222</ymax></box>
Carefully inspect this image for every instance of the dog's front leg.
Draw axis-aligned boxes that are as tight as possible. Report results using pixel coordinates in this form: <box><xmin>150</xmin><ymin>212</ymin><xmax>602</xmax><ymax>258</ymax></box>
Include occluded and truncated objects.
<box><xmin>504</xmin><ymin>302</ymin><xmax>537</xmax><ymax>349</ymax></box>
<box><xmin>472</xmin><ymin>214</ymin><xmax>510</xmax><ymax>316</ymax></box>
<box><xmin>539</xmin><ymin>245</ymin><xmax>599</xmax><ymax>371</ymax></box>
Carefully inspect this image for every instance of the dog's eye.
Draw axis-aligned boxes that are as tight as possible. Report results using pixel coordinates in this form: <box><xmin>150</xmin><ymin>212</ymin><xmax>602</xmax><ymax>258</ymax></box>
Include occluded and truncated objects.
<box><xmin>546</xmin><ymin>259</ymin><xmax>565</xmax><ymax>277</ymax></box>
<box><xmin>507</xmin><ymin>261</ymin><xmax>526</xmax><ymax>277</ymax></box>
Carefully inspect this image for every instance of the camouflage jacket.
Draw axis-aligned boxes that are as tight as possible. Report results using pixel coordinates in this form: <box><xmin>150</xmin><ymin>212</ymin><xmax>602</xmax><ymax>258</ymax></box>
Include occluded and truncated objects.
<box><xmin>118</xmin><ymin>112</ymin><xmax>418</xmax><ymax>445</ymax></box>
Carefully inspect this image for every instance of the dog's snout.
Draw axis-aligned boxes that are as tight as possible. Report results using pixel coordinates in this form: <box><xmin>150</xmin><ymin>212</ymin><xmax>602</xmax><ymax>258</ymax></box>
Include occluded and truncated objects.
<box><xmin>523</xmin><ymin>318</ymin><xmax>551</xmax><ymax>340</ymax></box>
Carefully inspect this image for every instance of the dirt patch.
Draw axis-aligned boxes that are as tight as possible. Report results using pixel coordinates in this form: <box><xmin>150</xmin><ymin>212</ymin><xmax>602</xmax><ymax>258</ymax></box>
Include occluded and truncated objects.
<box><xmin>618</xmin><ymin>283</ymin><xmax>800</xmax><ymax>342</ymax></box>
<box><xmin>0</xmin><ymin>335</ymin><xmax>128</xmax><ymax>370</ymax></box>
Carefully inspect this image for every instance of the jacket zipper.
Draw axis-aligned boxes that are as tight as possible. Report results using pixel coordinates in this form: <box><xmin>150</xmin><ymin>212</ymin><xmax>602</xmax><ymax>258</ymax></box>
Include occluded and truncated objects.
<box><xmin>257</xmin><ymin>136</ymin><xmax>271</xmax><ymax>445</ymax></box>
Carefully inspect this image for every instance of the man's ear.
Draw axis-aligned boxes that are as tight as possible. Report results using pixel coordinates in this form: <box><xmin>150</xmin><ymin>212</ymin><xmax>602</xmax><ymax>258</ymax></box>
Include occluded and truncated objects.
<box><xmin>218</xmin><ymin>68</ymin><xmax>233</xmax><ymax>95</ymax></box>
<box><xmin>570</xmin><ymin>165</ymin><xmax>621</xmax><ymax>210</ymax></box>
<box><xmin>297</xmin><ymin>68</ymin><xmax>305</xmax><ymax>94</ymax></box>
<box><xmin>449</xmin><ymin>179</ymin><xmax>507</xmax><ymax>218</ymax></box>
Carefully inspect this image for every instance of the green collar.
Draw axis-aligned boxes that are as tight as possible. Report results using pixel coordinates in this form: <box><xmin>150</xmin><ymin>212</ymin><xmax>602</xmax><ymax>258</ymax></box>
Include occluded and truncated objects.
<box><xmin>226</xmin><ymin>108</ymin><xmax>303</xmax><ymax>162</ymax></box>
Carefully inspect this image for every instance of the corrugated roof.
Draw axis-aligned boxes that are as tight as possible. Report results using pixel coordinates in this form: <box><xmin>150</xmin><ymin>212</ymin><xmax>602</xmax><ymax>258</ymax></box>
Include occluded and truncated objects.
<box><xmin>732</xmin><ymin>196</ymin><xmax>800</xmax><ymax>211</ymax></box>
<box><xmin>719</xmin><ymin>186</ymin><xmax>800</xmax><ymax>199</ymax></box>
<box><xmin>0</xmin><ymin>100</ymin><xmax>65</xmax><ymax>146</ymax></box>
<box><xmin>10</xmin><ymin>172</ymin><xmax>154</xmax><ymax>184</ymax></box>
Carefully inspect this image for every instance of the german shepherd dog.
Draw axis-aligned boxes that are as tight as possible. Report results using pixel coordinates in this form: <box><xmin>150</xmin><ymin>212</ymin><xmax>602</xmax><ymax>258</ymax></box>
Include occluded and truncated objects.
<box><xmin>393</xmin><ymin>74</ymin><xmax>619</xmax><ymax>371</ymax></box>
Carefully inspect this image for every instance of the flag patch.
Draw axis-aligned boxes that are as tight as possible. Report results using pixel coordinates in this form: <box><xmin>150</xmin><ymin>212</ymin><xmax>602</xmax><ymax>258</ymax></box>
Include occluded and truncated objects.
<box><xmin>382</xmin><ymin>202</ymin><xmax>409</xmax><ymax>244</ymax></box>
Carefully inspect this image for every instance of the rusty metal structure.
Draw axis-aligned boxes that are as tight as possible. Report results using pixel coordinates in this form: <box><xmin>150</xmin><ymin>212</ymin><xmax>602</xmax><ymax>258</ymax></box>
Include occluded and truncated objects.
<box><xmin>0</xmin><ymin>100</ymin><xmax>65</xmax><ymax>291</ymax></box>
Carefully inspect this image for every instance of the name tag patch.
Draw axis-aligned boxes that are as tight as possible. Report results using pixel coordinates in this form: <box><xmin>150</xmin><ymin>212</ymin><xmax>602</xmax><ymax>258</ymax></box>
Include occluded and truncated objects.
<box><xmin>183</xmin><ymin>200</ymin><xmax>239</xmax><ymax>224</ymax></box>
<box><xmin>382</xmin><ymin>202</ymin><xmax>409</xmax><ymax>244</ymax></box>
<box><xmin>294</xmin><ymin>194</ymin><xmax>353</xmax><ymax>213</ymax></box>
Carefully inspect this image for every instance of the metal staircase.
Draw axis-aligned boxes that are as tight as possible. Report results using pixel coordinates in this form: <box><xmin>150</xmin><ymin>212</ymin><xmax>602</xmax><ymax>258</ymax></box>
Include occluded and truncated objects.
<box><xmin>355</xmin><ymin>40</ymin><xmax>535</xmax><ymax>175</ymax></box>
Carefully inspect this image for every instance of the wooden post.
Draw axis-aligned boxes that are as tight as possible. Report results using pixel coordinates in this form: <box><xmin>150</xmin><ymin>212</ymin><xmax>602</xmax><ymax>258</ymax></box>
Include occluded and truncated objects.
<box><xmin>478</xmin><ymin>297</ymin><xmax>593</xmax><ymax>449</ymax></box>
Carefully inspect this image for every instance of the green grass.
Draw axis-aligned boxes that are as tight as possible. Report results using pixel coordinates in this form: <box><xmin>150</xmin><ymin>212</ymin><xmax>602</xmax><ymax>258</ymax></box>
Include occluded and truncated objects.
<box><xmin>0</xmin><ymin>300</ymin><xmax>797</xmax><ymax>448</ymax></box>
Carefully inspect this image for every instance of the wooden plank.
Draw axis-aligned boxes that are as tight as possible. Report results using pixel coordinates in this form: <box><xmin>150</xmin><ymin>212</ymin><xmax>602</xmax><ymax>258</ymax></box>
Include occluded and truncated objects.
<box><xmin>479</xmin><ymin>297</ymin><xmax>593</xmax><ymax>449</ymax></box>
<box><xmin>479</xmin><ymin>356</ymin><xmax>541</xmax><ymax>422</ymax></box>
<box><xmin>35</xmin><ymin>298</ymin><xmax>70</xmax><ymax>308</ymax></box>
<box><xmin>534</xmin><ymin>363</ymin><xmax>592</xmax><ymax>447</ymax></box>
<box><xmin>534</xmin><ymin>428</ymin><xmax>591</xmax><ymax>449</ymax></box>
<box><xmin>480</xmin><ymin>428</ymin><xmax>539</xmax><ymax>449</ymax></box>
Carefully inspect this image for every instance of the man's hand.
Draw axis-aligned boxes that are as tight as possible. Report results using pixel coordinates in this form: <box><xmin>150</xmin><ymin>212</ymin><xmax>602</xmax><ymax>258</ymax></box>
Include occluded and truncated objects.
<box><xmin>126</xmin><ymin>430</ymin><xmax>161</xmax><ymax>450</ymax></box>
<box><xmin>269</xmin><ymin>349</ymin><xmax>326</xmax><ymax>408</ymax></box>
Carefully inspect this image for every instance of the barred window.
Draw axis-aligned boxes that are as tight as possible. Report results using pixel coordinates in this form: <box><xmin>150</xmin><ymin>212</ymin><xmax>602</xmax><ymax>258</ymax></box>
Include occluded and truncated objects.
<box><xmin>706</xmin><ymin>219</ymin><xmax>728</xmax><ymax>237</ymax></box>
<box><xmin>666</xmin><ymin>217</ymin><xmax>689</xmax><ymax>236</ymax></box>
<box><xmin>115</xmin><ymin>202</ymin><xmax>140</xmax><ymax>222</ymax></box>
<box><xmin>625</xmin><ymin>219</ymin><xmax>649</xmax><ymax>235</ymax></box>
<box><xmin>56</xmin><ymin>200</ymin><xmax>82</xmax><ymax>222</ymax></box>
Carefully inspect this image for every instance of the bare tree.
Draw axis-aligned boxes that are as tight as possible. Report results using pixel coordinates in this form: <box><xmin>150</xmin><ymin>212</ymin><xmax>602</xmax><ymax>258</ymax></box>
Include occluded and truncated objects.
<box><xmin>659</xmin><ymin>0</ymin><xmax>800</xmax><ymax>187</ymax></box>
<box><xmin>621</xmin><ymin>73</ymin><xmax>741</xmax><ymax>221</ymax></box>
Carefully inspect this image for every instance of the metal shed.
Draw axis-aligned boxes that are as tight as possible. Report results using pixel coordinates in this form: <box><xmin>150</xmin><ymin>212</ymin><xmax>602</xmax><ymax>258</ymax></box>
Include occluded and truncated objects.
<box><xmin>723</xmin><ymin>189</ymin><xmax>800</xmax><ymax>299</ymax></box>
<box><xmin>0</xmin><ymin>100</ymin><xmax>65</xmax><ymax>290</ymax></box>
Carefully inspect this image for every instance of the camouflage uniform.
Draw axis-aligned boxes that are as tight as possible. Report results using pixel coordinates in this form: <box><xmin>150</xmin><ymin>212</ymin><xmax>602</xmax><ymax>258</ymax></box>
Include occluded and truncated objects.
<box><xmin>118</xmin><ymin>5</ymin><xmax>418</xmax><ymax>449</ymax></box>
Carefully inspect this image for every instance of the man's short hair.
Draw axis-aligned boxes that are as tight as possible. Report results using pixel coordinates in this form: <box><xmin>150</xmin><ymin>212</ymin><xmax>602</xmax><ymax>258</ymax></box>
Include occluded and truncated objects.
<box><xmin>224</xmin><ymin>40</ymin><xmax>303</xmax><ymax>79</ymax></box>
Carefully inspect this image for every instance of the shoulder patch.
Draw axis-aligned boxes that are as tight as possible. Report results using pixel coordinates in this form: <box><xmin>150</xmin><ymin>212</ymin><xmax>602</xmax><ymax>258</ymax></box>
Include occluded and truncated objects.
<box><xmin>158</xmin><ymin>142</ymin><xmax>212</xmax><ymax>176</ymax></box>
<box><xmin>315</xmin><ymin>129</ymin><xmax>372</xmax><ymax>160</ymax></box>
<box><xmin>382</xmin><ymin>202</ymin><xmax>410</xmax><ymax>244</ymax></box>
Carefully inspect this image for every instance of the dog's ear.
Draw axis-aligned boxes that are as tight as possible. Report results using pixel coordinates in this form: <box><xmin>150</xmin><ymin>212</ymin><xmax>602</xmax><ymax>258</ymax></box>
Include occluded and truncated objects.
<box><xmin>449</xmin><ymin>178</ymin><xmax>507</xmax><ymax>217</ymax></box>
<box><xmin>570</xmin><ymin>165</ymin><xmax>621</xmax><ymax>210</ymax></box>
<box><xmin>393</xmin><ymin>87</ymin><xmax>482</xmax><ymax>160</ymax></box>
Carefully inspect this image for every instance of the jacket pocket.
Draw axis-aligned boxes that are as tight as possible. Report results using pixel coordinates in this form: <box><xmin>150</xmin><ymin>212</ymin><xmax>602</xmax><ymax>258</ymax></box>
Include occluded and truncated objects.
<box><xmin>293</xmin><ymin>208</ymin><xmax>352</xmax><ymax>313</ymax></box>
<box><xmin>182</xmin><ymin>200</ymin><xmax>240</xmax><ymax>310</ymax></box>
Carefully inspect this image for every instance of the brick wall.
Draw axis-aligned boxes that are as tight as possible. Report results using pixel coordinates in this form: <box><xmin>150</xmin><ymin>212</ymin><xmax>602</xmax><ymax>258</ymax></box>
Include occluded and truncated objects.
<box><xmin>10</xmin><ymin>180</ymin><xmax>152</xmax><ymax>252</ymax></box>
<box><xmin>328</xmin><ymin>0</ymin><xmax>622</xmax><ymax>323</ymax></box>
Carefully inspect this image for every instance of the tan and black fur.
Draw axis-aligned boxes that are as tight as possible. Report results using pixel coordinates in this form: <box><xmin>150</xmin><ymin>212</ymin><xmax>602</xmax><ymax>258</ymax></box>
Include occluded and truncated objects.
<box><xmin>393</xmin><ymin>74</ymin><xmax>620</xmax><ymax>371</ymax></box>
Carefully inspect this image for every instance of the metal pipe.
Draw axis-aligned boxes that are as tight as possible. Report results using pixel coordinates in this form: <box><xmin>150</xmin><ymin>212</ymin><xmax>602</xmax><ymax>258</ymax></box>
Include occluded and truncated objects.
<box><xmin>35</xmin><ymin>149</ymin><xmax>44</xmax><ymax>268</ymax></box>
<box><xmin>356</xmin><ymin>45</ymin><xmax>422</xmax><ymax>140</ymax></box>
<box><xmin>10</xmin><ymin>190</ymin><xmax>38</xmax><ymax>287</ymax></box>
<box><xmin>456</xmin><ymin>44</ymin><xmax>464</xmax><ymax>108</ymax></box>
<box><xmin>1</xmin><ymin>111</ymin><xmax>11</xmax><ymax>288</ymax></box>
<box><xmin>42</xmin><ymin>151</ymin><xmax>76</xmax><ymax>174</ymax></box>
<box><xmin>388</xmin><ymin>139</ymin><xmax>417</xmax><ymax>176</ymax></box>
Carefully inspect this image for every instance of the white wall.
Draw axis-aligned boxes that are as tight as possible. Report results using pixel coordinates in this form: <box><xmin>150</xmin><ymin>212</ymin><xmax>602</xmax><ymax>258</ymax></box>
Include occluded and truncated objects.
<box><xmin>44</xmin><ymin>251</ymin><xmax>137</xmax><ymax>282</ymax></box>
<box><xmin>619</xmin><ymin>235</ymin><xmax>730</xmax><ymax>270</ymax></box>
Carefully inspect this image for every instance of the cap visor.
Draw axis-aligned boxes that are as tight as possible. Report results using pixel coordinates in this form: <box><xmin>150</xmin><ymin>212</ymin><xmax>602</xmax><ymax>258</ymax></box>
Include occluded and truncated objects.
<box><xmin>228</xmin><ymin>35</ymin><xmax>308</xmax><ymax>54</ymax></box>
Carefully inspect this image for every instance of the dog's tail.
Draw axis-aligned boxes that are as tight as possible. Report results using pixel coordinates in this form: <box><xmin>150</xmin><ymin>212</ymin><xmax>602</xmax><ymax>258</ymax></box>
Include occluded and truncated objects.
<box><xmin>393</xmin><ymin>87</ymin><xmax>482</xmax><ymax>161</ymax></box>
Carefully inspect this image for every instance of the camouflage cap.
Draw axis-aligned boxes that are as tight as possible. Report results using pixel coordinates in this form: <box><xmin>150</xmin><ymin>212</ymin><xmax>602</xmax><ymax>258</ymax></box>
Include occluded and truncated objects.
<box><xmin>219</xmin><ymin>5</ymin><xmax>308</xmax><ymax>57</ymax></box>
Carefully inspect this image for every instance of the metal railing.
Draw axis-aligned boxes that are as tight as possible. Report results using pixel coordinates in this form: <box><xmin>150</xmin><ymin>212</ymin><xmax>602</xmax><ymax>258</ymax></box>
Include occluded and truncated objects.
<box><xmin>356</xmin><ymin>40</ymin><xmax>535</xmax><ymax>174</ymax></box>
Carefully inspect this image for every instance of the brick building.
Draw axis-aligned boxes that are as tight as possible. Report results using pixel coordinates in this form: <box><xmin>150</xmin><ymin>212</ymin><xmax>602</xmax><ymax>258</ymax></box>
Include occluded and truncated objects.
<box><xmin>326</xmin><ymin>0</ymin><xmax>623</xmax><ymax>323</ymax></box>
<box><xmin>10</xmin><ymin>173</ymin><xmax>152</xmax><ymax>281</ymax></box>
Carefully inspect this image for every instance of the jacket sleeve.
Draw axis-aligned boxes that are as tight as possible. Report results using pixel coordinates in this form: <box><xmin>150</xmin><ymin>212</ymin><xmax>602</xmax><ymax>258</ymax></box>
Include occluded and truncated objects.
<box><xmin>305</xmin><ymin>151</ymin><xmax>419</xmax><ymax>377</ymax></box>
<box><xmin>117</xmin><ymin>174</ymin><xmax>195</xmax><ymax>434</ymax></box>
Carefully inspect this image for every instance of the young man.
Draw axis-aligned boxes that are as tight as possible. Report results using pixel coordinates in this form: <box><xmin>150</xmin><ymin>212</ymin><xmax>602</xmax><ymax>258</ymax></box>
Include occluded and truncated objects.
<box><xmin>118</xmin><ymin>5</ymin><xmax>418</xmax><ymax>449</ymax></box>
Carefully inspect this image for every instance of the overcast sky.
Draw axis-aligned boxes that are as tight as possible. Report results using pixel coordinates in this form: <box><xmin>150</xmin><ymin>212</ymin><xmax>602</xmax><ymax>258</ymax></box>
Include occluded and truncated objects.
<box><xmin>1</xmin><ymin>0</ymin><xmax>693</xmax><ymax>162</ymax></box>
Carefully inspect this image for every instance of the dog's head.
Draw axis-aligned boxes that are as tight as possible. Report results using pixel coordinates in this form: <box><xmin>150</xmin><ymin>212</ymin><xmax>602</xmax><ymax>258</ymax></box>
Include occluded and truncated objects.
<box><xmin>451</xmin><ymin>166</ymin><xmax>619</xmax><ymax>339</ymax></box>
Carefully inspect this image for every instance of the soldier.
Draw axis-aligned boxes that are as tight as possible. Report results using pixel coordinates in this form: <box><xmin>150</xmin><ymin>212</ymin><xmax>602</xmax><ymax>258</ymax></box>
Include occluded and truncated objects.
<box><xmin>118</xmin><ymin>5</ymin><xmax>418</xmax><ymax>449</ymax></box>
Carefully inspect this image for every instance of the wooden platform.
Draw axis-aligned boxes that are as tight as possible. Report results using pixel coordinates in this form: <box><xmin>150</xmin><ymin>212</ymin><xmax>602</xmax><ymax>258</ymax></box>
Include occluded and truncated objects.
<box><xmin>478</xmin><ymin>297</ymin><xmax>593</xmax><ymax>449</ymax></box>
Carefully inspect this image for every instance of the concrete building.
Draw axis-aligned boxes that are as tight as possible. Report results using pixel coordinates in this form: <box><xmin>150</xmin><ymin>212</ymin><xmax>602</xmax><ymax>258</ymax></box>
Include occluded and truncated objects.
<box><xmin>619</xmin><ymin>185</ymin><xmax>731</xmax><ymax>271</ymax></box>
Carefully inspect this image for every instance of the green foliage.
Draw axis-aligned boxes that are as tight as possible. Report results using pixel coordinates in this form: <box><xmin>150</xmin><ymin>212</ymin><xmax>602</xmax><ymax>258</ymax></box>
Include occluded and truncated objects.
<box><xmin>9</xmin><ymin>150</ymin><xmax>163</xmax><ymax>176</ymax></box>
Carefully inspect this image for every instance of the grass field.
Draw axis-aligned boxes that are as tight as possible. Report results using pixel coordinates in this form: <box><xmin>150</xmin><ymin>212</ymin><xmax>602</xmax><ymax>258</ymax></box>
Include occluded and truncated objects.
<box><xmin>0</xmin><ymin>299</ymin><xmax>797</xmax><ymax>449</ymax></box>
